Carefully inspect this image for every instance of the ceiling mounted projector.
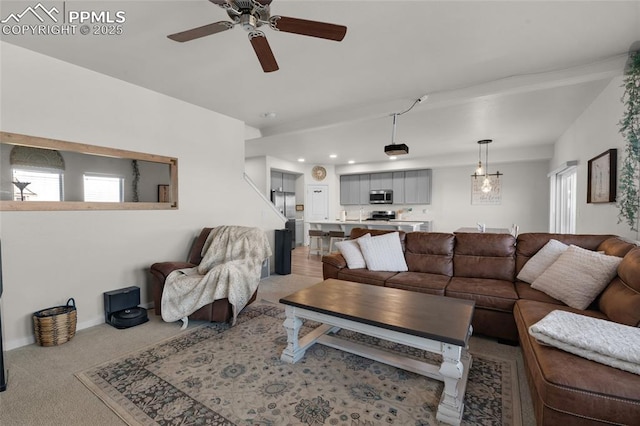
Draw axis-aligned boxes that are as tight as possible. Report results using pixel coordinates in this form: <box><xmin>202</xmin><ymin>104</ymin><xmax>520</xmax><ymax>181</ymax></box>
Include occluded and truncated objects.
<box><xmin>385</xmin><ymin>94</ymin><xmax>428</xmax><ymax>157</ymax></box>
<box><xmin>384</xmin><ymin>143</ymin><xmax>409</xmax><ymax>156</ymax></box>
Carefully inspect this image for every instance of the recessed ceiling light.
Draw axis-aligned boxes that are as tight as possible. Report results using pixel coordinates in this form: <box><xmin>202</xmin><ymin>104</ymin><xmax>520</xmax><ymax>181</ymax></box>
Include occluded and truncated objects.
<box><xmin>297</xmin><ymin>158</ymin><xmax>305</xmax><ymax>162</ymax></box>
<box><xmin>261</xmin><ymin>112</ymin><xmax>277</xmax><ymax>119</ymax></box>
<box><xmin>348</xmin><ymin>160</ymin><xmax>355</xmax><ymax>164</ymax></box>
<box><xmin>329</xmin><ymin>154</ymin><xmax>337</xmax><ymax>159</ymax></box>
<box><xmin>389</xmin><ymin>156</ymin><xmax>397</xmax><ymax>160</ymax></box>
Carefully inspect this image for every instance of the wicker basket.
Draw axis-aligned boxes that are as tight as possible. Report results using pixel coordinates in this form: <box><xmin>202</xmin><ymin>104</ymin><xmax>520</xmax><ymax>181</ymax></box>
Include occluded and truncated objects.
<box><xmin>33</xmin><ymin>298</ymin><xmax>77</xmax><ymax>347</ymax></box>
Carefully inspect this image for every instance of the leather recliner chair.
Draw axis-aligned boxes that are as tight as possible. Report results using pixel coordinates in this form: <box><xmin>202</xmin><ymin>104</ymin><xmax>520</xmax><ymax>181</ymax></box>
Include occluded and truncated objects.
<box><xmin>150</xmin><ymin>227</ymin><xmax>258</xmax><ymax>322</ymax></box>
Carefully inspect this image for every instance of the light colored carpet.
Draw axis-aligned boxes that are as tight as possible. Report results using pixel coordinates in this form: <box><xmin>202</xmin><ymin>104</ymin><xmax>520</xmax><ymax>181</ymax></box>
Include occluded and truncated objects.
<box><xmin>0</xmin><ymin>274</ymin><xmax>534</xmax><ymax>425</ymax></box>
<box><xmin>76</xmin><ymin>302</ymin><xmax>522</xmax><ymax>425</ymax></box>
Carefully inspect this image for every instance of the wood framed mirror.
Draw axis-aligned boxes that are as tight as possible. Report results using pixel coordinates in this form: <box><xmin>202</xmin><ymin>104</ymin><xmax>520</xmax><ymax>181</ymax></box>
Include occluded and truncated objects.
<box><xmin>1</xmin><ymin>132</ymin><xmax>178</xmax><ymax>211</ymax></box>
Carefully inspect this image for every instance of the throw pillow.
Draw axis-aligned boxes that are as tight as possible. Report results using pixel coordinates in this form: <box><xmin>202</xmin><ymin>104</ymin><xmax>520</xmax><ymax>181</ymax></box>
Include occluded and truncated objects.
<box><xmin>335</xmin><ymin>234</ymin><xmax>371</xmax><ymax>269</ymax></box>
<box><xmin>357</xmin><ymin>231</ymin><xmax>408</xmax><ymax>272</ymax></box>
<box><xmin>517</xmin><ymin>239</ymin><xmax>568</xmax><ymax>284</ymax></box>
<box><xmin>531</xmin><ymin>245</ymin><xmax>622</xmax><ymax>310</ymax></box>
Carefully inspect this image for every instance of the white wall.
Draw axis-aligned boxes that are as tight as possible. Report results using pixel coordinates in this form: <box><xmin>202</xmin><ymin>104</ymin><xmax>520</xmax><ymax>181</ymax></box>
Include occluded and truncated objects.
<box><xmin>427</xmin><ymin>161</ymin><xmax>549</xmax><ymax>232</ymax></box>
<box><xmin>244</xmin><ymin>156</ymin><xmax>268</xmax><ymax>194</ymax></box>
<box><xmin>0</xmin><ymin>43</ymin><xmax>283</xmax><ymax>349</ymax></box>
<box><xmin>552</xmin><ymin>76</ymin><xmax>638</xmax><ymax>240</ymax></box>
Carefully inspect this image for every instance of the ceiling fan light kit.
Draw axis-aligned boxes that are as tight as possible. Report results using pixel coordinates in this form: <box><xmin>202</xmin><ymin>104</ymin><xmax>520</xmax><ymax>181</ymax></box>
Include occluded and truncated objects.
<box><xmin>168</xmin><ymin>0</ymin><xmax>347</xmax><ymax>73</ymax></box>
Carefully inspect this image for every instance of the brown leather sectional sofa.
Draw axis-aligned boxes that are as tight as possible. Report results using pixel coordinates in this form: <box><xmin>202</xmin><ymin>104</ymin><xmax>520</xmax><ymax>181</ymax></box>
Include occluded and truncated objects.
<box><xmin>322</xmin><ymin>228</ymin><xmax>640</xmax><ymax>425</ymax></box>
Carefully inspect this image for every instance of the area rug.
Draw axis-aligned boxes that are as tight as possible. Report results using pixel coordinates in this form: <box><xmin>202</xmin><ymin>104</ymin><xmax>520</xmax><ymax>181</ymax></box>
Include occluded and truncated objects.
<box><xmin>76</xmin><ymin>302</ymin><xmax>521</xmax><ymax>426</ymax></box>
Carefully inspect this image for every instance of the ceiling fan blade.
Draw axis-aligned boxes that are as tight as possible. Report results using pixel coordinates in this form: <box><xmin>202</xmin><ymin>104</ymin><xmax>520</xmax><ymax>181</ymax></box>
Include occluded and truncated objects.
<box><xmin>270</xmin><ymin>16</ymin><xmax>346</xmax><ymax>41</ymax></box>
<box><xmin>167</xmin><ymin>21</ymin><xmax>234</xmax><ymax>42</ymax></box>
<box><xmin>249</xmin><ymin>31</ymin><xmax>279</xmax><ymax>73</ymax></box>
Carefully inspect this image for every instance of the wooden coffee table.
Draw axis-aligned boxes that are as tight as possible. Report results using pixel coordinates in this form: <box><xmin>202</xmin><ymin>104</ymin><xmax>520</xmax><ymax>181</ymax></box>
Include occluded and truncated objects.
<box><xmin>279</xmin><ymin>278</ymin><xmax>475</xmax><ymax>426</ymax></box>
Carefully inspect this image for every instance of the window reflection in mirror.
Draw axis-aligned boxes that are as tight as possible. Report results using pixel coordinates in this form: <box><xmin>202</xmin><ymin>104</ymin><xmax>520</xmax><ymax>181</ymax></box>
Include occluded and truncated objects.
<box><xmin>1</xmin><ymin>132</ymin><xmax>178</xmax><ymax>211</ymax></box>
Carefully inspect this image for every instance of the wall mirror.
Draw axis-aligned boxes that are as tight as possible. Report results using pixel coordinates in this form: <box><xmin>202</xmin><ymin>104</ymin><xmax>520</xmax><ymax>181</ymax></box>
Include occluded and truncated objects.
<box><xmin>1</xmin><ymin>131</ymin><xmax>178</xmax><ymax>211</ymax></box>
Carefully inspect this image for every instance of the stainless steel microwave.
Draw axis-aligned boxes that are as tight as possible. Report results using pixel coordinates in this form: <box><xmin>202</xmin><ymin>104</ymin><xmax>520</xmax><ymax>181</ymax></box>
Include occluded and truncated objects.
<box><xmin>369</xmin><ymin>190</ymin><xmax>393</xmax><ymax>204</ymax></box>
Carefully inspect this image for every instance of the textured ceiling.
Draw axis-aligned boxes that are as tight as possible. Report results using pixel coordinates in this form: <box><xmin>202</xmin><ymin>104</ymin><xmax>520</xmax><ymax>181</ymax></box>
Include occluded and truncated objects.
<box><xmin>2</xmin><ymin>1</ymin><xmax>639</xmax><ymax>166</ymax></box>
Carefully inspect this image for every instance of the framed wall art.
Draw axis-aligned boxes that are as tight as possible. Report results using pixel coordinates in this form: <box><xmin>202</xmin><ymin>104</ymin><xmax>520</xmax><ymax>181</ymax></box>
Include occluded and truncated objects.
<box><xmin>587</xmin><ymin>149</ymin><xmax>617</xmax><ymax>203</ymax></box>
<box><xmin>471</xmin><ymin>175</ymin><xmax>502</xmax><ymax>205</ymax></box>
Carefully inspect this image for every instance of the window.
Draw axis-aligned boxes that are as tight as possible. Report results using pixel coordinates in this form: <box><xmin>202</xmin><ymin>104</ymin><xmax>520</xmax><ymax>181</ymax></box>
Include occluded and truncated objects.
<box><xmin>12</xmin><ymin>168</ymin><xmax>63</xmax><ymax>201</ymax></box>
<box><xmin>549</xmin><ymin>161</ymin><xmax>577</xmax><ymax>233</ymax></box>
<box><xmin>2</xmin><ymin>132</ymin><xmax>178</xmax><ymax>211</ymax></box>
<box><xmin>83</xmin><ymin>174</ymin><xmax>123</xmax><ymax>202</ymax></box>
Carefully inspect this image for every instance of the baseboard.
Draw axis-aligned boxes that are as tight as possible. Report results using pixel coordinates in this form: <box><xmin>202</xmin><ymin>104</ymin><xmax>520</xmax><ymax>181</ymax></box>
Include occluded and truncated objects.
<box><xmin>7</xmin><ymin>301</ymin><xmax>156</xmax><ymax>350</ymax></box>
<box><xmin>6</xmin><ymin>312</ymin><xmax>115</xmax><ymax>350</ymax></box>
<box><xmin>5</xmin><ymin>335</ymin><xmax>35</xmax><ymax>351</ymax></box>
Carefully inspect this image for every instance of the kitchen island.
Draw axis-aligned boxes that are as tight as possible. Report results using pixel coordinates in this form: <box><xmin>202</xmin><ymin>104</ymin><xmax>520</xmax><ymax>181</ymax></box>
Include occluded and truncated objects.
<box><xmin>308</xmin><ymin>220</ymin><xmax>425</xmax><ymax>234</ymax></box>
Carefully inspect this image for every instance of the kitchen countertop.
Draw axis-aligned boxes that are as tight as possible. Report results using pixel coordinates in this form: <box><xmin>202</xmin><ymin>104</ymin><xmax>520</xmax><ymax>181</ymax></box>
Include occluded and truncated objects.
<box><xmin>307</xmin><ymin>220</ymin><xmax>425</xmax><ymax>232</ymax></box>
<box><xmin>309</xmin><ymin>220</ymin><xmax>424</xmax><ymax>226</ymax></box>
<box><xmin>455</xmin><ymin>227</ymin><xmax>511</xmax><ymax>234</ymax></box>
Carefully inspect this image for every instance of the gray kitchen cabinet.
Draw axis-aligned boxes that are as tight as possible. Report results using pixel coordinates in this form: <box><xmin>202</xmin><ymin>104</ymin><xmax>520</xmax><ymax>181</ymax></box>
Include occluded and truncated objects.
<box><xmin>340</xmin><ymin>174</ymin><xmax>370</xmax><ymax>205</ymax></box>
<box><xmin>340</xmin><ymin>175</ymin><xmax>360</xmax><ymax>205</ymax></box>
<box><xmin>270</xmin><ymin>170</ymin><xmax>283</xmax><ymax>191</ymax></box>
<box><xmin>271</xmin><ymin>171</ymin><xmax>297</xmax><ymax>192</ymax></box>
<box><xmin>392</xmin><ymin>171</ymin><xmax>405</xmax><ymax>203</ymax></box>
<box><xmin>369</xmin><ymin>172</ymin><xmax>393</xmax><ymax>190</ymax></box>
<box><xmin>404</xmin><ymin>169</ymin><xmax>432</xmax><ymax>204</ymax></box>
<box><xmin>283</xmin><ymin>173</ymin><xmax>296</xmax><ymax>193</ymax></box>
<box><xmin>359</xmin><ymin>174</ymin><xmax>370</xmax><ymax>204</ymax></box>
<box><xmin>341</xmin><ymin>169</ymin><xmax>430</xmax><ymax>205</ymax></box>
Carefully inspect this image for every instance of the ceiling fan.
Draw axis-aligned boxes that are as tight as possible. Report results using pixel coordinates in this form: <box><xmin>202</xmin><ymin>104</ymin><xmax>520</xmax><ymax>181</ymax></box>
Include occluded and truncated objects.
<box><xmin>168</xmin><ymin>0</ymin><xmax>347</xmax><ymax>73</ymax></box>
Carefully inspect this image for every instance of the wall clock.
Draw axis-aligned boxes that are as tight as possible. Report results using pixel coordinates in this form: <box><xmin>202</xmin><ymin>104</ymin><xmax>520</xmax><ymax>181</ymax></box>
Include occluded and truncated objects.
<box><xmin>312</xmin><ymin>165</ymin><xmax>327</xmax><ymax>181</ymax></box>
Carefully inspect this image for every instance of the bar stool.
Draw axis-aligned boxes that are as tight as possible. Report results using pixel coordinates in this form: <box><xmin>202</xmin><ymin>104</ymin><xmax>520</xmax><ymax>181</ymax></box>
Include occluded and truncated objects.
<box><xmin>308</xmin><ymin>230</ymin><xmax>329</xmax><ymax>257</ymax></box>
<box><xmin>328</xmin><ymin>230</ymin><xmax>347</xmax><ymax>253</ymax></box>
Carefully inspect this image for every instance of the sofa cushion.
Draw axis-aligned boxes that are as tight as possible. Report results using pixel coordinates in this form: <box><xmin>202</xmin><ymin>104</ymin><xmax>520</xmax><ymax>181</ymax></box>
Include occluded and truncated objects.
<box><xmin>599</xmin><ymin>246</ymin><xmax>640</xmax><ymax>326</ymax></box>
<box><xmin>358</xmin><ymin>231</ymin><xmax>408</xmax><ymax>272</ymax></box>
<box><xmin>335</xmin><ymin>233</ymin><xmax>371</xmax><ymax>269</ymax></box>
<box><xmin>386</xmin><ymin>272</ymin><xmax>451</xmax><ymax>296</ymax></box>
<box><xmin>531</xmin><ymin>245</ymin><xmax>622</xmax><ymax>310</ymax></box>
<box><xmin>349</xmin><ymin>228</ymin><xmax>406</xmax><ymax>250</ymax></box>
<box><xmin>337</xmin><ymin>268</ymin><xmax>397</xmax><ymax>287</ymax></box>
<box><xmin>446</xmin><ymin>277</ymin><xmax>518</xmax><ymax>312</ymax></box>
<box><xmin>404</xmin><ymin>232</ymin><xmax>455</xmax><ymax>275</ymax></box>
<box><xmin>453</xmin><ymin>233</ymin><xmax>516</xmax><ymax>281</ymax></box>
<box><xmin>189</xmin><ymin>227</ymin><xmax>214</xmax><ymax>265</ymax></box>
<box><xmin>515</xmin><ymin>281</ymin><xmax>564</xmax><ymax>305</ymax></box>
<box><xmin>515</xmin><ymin>233</ymin><xmax>614</xmax><ymax>275</ymax></box>
<box><xmin>514</xmin><ymin>300</ymin><xmax>640</xmax><ymax>425</ymax></box>
<box><xmin>516</xmin><ymin>239</ymin><xmax>567</xmax><ymax>284</ymax></box>
<box><xmin>597</xmin><ymin>236</ymin><xmax>638</xmax><ymax>257</ymax></box>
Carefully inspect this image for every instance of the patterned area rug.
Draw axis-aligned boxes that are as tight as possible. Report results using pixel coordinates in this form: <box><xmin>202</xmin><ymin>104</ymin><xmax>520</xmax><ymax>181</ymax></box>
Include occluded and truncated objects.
<box><xmin>76</xmin><ymin>303</ymin><xmax>521</xmax><ymax>425</ymax></box>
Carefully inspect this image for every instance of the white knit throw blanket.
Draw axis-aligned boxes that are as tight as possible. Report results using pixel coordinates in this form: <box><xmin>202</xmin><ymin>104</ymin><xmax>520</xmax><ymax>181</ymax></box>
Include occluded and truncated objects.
<box><xmin>161</xmin><ymin>226</ymin><xmax>272</xmax><ymax>326</ymax></box>
<box><xmin>529</xmin><ymin>310</ymin><xmax>640</xmax><ymax>375</ymax></box>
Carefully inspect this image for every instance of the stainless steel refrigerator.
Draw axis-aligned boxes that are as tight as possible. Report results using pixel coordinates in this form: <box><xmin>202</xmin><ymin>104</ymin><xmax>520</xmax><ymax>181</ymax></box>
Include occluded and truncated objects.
<box><xmin>271</xmin><ymin>190</ymin><xmax>296</xmax><ymax>219</ymax></box>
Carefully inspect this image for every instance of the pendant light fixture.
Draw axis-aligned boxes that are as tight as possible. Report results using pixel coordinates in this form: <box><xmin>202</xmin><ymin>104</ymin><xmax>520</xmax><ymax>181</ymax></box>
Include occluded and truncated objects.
<box><xmin>471</xmin><ymin>139</ymin><xmax>503</xmax><ymax>193</ymax></box>
<box><xmin>384</xmin><ymin>94</ymin><xmax>429</xmax><ymax>156</ymax></box>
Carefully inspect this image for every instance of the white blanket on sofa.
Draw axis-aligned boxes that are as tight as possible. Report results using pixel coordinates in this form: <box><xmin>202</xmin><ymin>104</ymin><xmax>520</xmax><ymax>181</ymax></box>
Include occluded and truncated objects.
<box><xmin>161</xmin><ymin>226</ymin><xmax>272</xmax><ymax>325</ymax></box>
<box><xmin>529</xmin><ymin>310</ymin><xmax>640</xmax><ymax>375</ymax></box>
